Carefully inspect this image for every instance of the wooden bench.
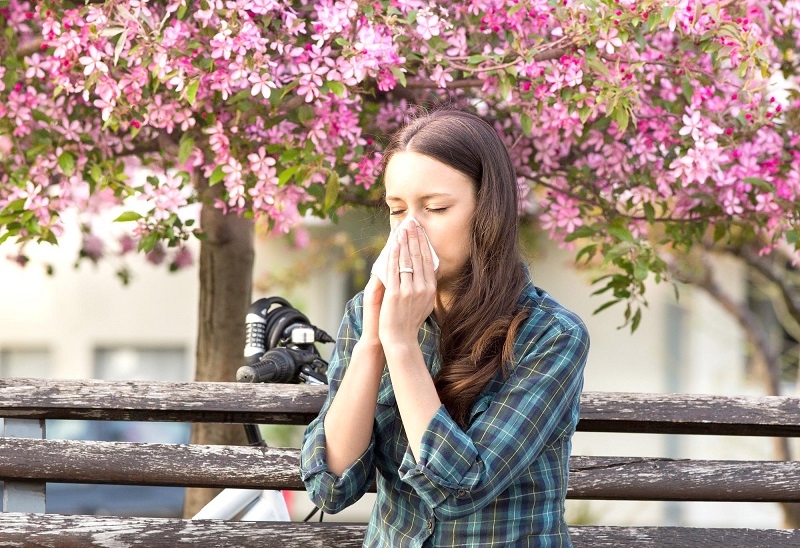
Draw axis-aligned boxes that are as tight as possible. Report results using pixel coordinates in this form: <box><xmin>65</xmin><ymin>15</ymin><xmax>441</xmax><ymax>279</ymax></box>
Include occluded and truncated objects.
<box><xmin>1</xmin><ymin>377</ymin><xmax>800</xmax><ymax>547</ymax></box>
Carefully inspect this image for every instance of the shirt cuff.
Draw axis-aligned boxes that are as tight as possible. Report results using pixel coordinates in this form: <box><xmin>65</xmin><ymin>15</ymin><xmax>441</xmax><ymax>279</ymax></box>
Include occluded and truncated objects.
<box><xmin>300</xmin><ymin>417</ymin><xmax>375</xmax><ymax>513</ymax></box>
<box><xmin>398</xmin><ymin>406</ymin><xmax>483</xmax><ymax>507</ymax></box>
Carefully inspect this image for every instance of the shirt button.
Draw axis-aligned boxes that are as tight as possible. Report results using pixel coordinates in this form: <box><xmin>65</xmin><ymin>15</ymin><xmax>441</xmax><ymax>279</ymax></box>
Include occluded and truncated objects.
<box><xmin>427</xmin><ymin>518</ymin><xmax>434</xmax><ymax>532</ymax></box>
<box><xmin>457</xmin><ymin>489</ymin><xmax>469</xmax><ymax>498</ymax></box>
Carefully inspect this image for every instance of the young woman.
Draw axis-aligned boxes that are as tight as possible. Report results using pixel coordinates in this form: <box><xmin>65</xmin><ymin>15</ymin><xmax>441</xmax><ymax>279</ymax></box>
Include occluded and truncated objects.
<box><xmin>301</xmin><ymin>109</ymin><xmax>589</xmax><ymax>547</ymax></box>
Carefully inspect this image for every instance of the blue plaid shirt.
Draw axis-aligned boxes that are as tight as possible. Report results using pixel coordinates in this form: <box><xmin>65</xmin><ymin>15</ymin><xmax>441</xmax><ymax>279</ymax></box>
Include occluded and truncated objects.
<box><xmin>301</xmin><ymin>272</ymin><xmax>589</xmax><ymax>547</ymax></box>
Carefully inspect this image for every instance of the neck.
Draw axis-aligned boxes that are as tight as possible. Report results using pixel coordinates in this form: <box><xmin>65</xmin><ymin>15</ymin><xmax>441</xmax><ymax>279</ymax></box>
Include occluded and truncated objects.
<box><xmin>434</xmin><ymin>288</ymin><xmax>454</xmax><ymax>322</ymax></box>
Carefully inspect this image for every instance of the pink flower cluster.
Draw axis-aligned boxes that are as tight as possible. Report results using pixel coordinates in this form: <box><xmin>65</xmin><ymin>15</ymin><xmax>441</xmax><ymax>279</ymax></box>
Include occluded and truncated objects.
<box><xmin>0</xmin><ymin>0</ymin><xmax>798</xmax><ymax>272</ymax></box>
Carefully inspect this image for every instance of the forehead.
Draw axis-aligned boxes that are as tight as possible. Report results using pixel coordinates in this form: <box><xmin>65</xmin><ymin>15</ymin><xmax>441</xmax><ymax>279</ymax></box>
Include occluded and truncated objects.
<box><xmin>384</xmin><ymin>151</ymin><xmax>474</xmax><ymax>200</ymax></box>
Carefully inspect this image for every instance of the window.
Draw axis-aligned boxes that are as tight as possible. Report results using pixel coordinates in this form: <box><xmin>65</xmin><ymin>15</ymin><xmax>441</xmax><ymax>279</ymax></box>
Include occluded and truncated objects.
<box><xmin>94</xmin><ymin>346</ymin><xmax>189</xmax><ymax>382</ymax></box>
<box><xmin>0</xmin><ymin>348</ymin><xmax>50</xmax><ymax>378</ymax></box>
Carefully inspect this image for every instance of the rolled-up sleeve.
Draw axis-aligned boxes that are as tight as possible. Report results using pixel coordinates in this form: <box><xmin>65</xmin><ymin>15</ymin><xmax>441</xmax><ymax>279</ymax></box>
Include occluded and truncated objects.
<box><xmin>398</xmin><ymin>315</ymin><xmax>589</xmax><ymax>521</ymax></box>
<box><xmin>300</xmin><ymin>294</ymin><xmax>376</xmax><ymax>514</ymax></box>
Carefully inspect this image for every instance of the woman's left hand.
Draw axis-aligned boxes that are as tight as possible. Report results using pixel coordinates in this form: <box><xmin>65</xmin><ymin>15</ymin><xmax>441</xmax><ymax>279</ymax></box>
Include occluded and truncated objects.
<box><xmin>378</xmin><ymin>222</ymin><xmax>436</xmax><ymax>347</ymax></box>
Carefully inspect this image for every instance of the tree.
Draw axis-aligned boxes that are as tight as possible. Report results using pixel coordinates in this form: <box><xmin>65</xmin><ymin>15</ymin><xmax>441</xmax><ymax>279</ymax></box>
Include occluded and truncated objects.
<box><xmin>2</xmin><ymin>0</ymin><xmax>799</xmax><ymax>516</ymax></box>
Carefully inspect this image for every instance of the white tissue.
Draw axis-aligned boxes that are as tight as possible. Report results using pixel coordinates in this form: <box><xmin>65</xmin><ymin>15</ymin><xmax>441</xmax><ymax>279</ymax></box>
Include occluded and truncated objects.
<box><xmin>370</xmin><ymin>217</ymin><xmax>439</xmax><ymax>285</ymax></box>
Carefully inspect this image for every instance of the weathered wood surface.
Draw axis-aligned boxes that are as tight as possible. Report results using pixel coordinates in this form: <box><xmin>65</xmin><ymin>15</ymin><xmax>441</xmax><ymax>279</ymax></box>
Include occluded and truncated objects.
<box><xmin>2</xmin><ymin>438</ymin><xmax>800</xmax><ymax>502</ymax></box>
<box><xmin>0</xmin><ymin>378</ymin><xmax>325</xmax><ymax>425</ymax></box>
<box><xmin>0</xmin><ymin>514</ymin><xmax>798</xmax><ymax>547</ymax></box>
<box><xmin>2</xmin><ymin>378</ymin><xmax>800</xmax><ymax>436</ymax></box>
<box><xmin>578</xmin><ymin>391</ymin><xmax>800</xmax><ymax>436</ymax></box>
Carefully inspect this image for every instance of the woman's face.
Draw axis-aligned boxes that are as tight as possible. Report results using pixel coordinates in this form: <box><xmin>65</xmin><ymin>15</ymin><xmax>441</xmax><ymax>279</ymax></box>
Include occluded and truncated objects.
<box><xmin>384</xmin><ymin>151</ymin><xmax>477</xmax><ymax>285</ymax></box>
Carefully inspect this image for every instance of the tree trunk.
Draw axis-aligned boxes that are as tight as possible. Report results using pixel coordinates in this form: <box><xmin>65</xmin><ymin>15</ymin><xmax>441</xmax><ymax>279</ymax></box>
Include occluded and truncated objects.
<box><xmin>182</xmin><ymin>197</ymin><xmax>255</xmax><ymax>518</ymax></box>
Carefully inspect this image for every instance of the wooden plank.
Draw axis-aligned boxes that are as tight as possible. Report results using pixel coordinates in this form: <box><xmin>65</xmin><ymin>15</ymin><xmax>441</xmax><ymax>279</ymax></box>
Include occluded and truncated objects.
<box><xmin>567</xmin><ymin>456</ymin><xmax>800</xmax><ymax>501</ymax></box>
<box><xmin>0</xmin><ymin>514</ymin><xmax>798</xmax><ymax>547</ymax></box>
<box><xmin>577</xmin><ymin>391</ymin><xmax>800</xmax><ymax>436</ymax></box>
<box><xmin>569</xmin><ymin>526</ymin><xmax>800</xmax><ymax>547</ymax></box>
<box><xmin>0</xmin><ymin>513</ymin><xmax>366</xmax><ymax>547</ymax></box>
<box><xmin>2</xmin><ymin>379</ymin><xmax>800</xmax><ymax>436</ymax></box>
<box><xmin>2</xmin><ymin>439</ymin><xmax>800</xmax><ymax>502</ymax></box>
<box><xmin>0</xmin><ymin>378</ymin><xmax>324</xmax><ymax>425</ymax></box>
<box><xmin>2</xmin><ymin>419</ymin><xmax>46</xmax><ymax>513</ymax></box>
<box><xmin>0</xmin><ymin>438</ymin><xmax>300</xmax><ymax>490</ymax></box>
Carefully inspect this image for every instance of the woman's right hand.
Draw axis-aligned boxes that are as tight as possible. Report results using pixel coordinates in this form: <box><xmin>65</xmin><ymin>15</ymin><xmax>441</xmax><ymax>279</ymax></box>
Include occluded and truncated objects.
<box><xmin>361</xmin><ymin>274</ymin><xmax>385</xmax><ymax>345</ymax></box>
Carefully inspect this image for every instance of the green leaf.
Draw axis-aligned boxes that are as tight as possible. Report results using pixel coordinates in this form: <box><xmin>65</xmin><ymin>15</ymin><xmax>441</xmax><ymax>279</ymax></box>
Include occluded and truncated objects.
<box><xmin>391</xmin><ymin>66</ymin><xmax>407</xmax><ymax>88</ymax></box>
<box><xmin>633</xmin><ymin>261</ymin><xmax>649</xmax><ymax>281</ymax></box>
<box><xmin>209</xmin><ymin>165</ymin><xmax>225</xmax><ymax>185</ymax></box>
<box><xmin>564</xmin><ymin>225</ymin><xmax>595</xmax><ymax>242</ymax></box>
<box><xmin>186</xmin><ymin>80</ymin><xmax>200</xmax><ymax>106</ymax></box>
<box><xmin>575</xmin><ymin>244</ymin><xmax>597</xmax><ymax>264</ymax></box>
<box><xmin>592</xmin><ymin>299</ymin><xmax>620</xmax><ymax>315</ymax></box>
<box><xmin>611</xmin><ymin>105</ymin><xmax>629</xmax><ymax>132</ymax></box>
<box><xmin>99</xmin><ymin>26</ymin><xmax>126</xmax><ymax>37</ymax></box>
<box><xmin>520</xmin><ymin>113</ymin><xmax>533</xmax><ymax>136</ymax></box>
<box><xmin>608</xmin><ymin>225</ymin><xmax>634</xmax><ymax>242</ymax></box>
<box><xmin>786</xmin><ymin>229</ymin><xmax>799</xmax><ymax>245</ymax></box>
<box><xmin>178</xmin><ymin>134</ymin><xmax>195</xmax><ymax>165</ymax></box>
<box><xmin>585</xmin><ymin>56</ymin><xmax>610</xmax><ymax>79</ymax></box>
<box><xmin>297</xmin><ymin>104</ymin><xmax>315</xmax><ymax>124</ymax></box>
<box><xmin>90</xmin><ymin>165</ymin><xmax>103</xmax><ymax>184</ymax></box>
<box><xmin>326</xmin><ymin>80</ymin><xmax>346</xmax><ymax>97</ymax></box>
<box><xmin>177</xmin><ymin>3</ymin><xmax>187</xmax><ymax>19</ymax></box>
<box><xmin>713</xmin><ymin>222</ymin><xmax>727</xmax><ymax>242</ymax></box>
<box><xmin>58</xmin><ymin>152</ymin><xmax>75</xmax><ymax>176</ymax></box>
<box><xmin>113</xmin><ymin>211</ymin><xmax>143</xmax><ymax>222</ymax></box>
<box><xmin>324</xmin><ymin>171</ymin><xmax>340</xmax><ymax>211</ymax></box>
<box><xmin>744</xmin><ymin>177</ymin><xmax>772</xmax><ymax>189</ymax></box>
<box><xmin>278</xmin><ymin>165</ymin><xmax>301</xmax><ymax>186</ymax></box>
<box><xmin>661</xmin><ymin>5</ymin><xmax>676</xmax><ymax>25</ymax></box>
<box><xmin>630</xmin><ymin>307</ymin><xmax>642</xmax><ymax>331</ymax></box>
<box><xmin>681</xmin><ymin>78</ymin><xmax>694</xmax><ymax>102</ymax></box>
<box><xmin>138</xmin><ymin>232</ymin><xmax>158</xmax><ymax>253</ymax></box>
<box><xmin>114</xmin><ymin>29</ymin><xmax>128</xmax><ymax>66</ymax></box>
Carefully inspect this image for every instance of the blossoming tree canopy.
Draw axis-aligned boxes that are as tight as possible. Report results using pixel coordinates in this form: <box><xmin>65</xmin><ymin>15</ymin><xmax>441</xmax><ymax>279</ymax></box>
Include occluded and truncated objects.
<box><xmin>1</xmin><ymin>0</ymin><xmax>799</xmax><ymax>327</ymax></box>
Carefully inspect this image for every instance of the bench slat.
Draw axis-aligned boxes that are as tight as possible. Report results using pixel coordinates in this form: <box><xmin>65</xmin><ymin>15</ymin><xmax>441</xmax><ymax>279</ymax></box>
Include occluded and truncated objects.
<box><xmin>2</xmin><ymin>439</ymin><xmax>799</xmax><ymax>502</ymax></box>
<box><xmin>2</xmin><ymin>379</ymin><xmax>800</xmax><ymax>436</ymax></box>
<box><xmin>0</xmin><ymin>378</ymin><xmax>324</xmax><ymax>425</ymax></box>
<box><xmin>0</xmin><ymin>513</ymin><xmax>797</xmax><ymax>547</ymax></box>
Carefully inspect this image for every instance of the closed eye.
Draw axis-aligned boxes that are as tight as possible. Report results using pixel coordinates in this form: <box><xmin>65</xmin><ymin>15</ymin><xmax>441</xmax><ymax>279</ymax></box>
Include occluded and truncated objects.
<box><xmin>389</xmin><ymin>210</ymin><xmax>406</xmax><ymax>216</ymax></box>
<box><xmin>427</xmin><ymin>207</ymin><xmax>448</xmax><ymax>213</ymax></box>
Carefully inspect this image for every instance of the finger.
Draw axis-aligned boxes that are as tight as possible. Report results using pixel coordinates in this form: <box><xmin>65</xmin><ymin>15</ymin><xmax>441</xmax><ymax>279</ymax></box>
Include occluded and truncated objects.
<box><xmin>416</xmin><ymin>225</ymin><xmax>435</xmax><ymax>282</ymax></box>
<box><xmin>387</xmin><ymin>233</ymin><xmax>401</xmax><ymax>292</ymax></box>
<box><xmin>397</xmin><ymin>227</ymin><xmax>414</xmax><ymax>283</ymax></box>
<box><xmin>404</xmin><ymin>223</ymin><xmax>425</xmax><ymax>284</ymax></box>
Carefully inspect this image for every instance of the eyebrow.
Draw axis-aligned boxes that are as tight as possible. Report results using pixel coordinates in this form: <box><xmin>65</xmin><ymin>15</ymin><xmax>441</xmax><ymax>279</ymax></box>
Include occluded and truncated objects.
<box><xmin>385</xmin><ymin>192</ymin><xmax>453</xmax><ymax>202</ymax></box>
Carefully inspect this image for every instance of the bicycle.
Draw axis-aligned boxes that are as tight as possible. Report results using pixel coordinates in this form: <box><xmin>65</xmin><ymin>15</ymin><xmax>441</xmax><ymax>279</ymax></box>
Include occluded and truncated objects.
<box><xmin>191</xmin><ymin>296</ymin><xmax>332</xmax><ymax>522</ymax></box>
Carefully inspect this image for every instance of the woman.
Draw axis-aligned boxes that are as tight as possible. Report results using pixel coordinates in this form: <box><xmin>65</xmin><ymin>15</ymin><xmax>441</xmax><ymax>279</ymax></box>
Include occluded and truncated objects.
<box><xmin>301</xmin><ymin>109</ymin><xmax>589</xmax><ymax>547</ymax></box>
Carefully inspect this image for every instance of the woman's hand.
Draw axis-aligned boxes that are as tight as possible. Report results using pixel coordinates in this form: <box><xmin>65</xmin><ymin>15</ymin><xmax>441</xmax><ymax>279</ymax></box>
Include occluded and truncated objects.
<box><xmin>361</xmin><ymin>274</ymin><xmax>385</xmax><ymax>345</ymax></box>
<box><xmin>379</xmin><ymin>223</ymin><xmax>437</xmax><ymax>347</ymax></box>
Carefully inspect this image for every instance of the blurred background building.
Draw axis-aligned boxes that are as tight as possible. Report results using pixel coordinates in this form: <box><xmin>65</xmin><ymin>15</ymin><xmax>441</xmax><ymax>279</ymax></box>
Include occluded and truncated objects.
<box><xmin>0</xmin><ymin>209</ymin><xmax>795</xmax><ymax>526</ymax></box>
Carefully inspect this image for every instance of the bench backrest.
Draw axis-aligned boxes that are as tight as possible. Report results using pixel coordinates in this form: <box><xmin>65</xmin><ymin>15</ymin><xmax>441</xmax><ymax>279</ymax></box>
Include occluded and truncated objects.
<box><xmin>2</xmin><ymin>378</ymin><xmax>800</xmax><ymax>547</ymax></box>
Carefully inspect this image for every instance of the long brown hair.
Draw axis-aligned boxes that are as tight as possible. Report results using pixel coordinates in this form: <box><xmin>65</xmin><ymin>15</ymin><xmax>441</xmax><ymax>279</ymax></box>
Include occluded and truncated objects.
<box><xmin>381</xmin><ymin>109</ymin><xmax>529</xmax><ymax>428</ymax></box>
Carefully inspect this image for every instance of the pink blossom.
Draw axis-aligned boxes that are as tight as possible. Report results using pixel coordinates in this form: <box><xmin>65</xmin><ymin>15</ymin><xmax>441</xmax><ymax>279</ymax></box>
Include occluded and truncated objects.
<box><xmin>416</xmin><ymin>9</ymin><xmax>442</xmax><ymax>40</ymax></box>
<box><xmin>596</xmin><ymin>28</ymin><xmax>623</xmax><ymax>55</ymax></box>
<box><xmin>429</xmin><ymin>65</ymin><xmax>453</xmax><ymax>88</ymax></box>
<box><xmin>249</xmin><ymin>72</ymin><xmax>276</xmax><ymax>99</ymax></box>
<box><xmin>170</xmin><ymin>247</ymin><xmax>194</xmax><ymax>269</ymax></box>
<box><xmin>81</xmin><ymin>233</ymin><xmax>105</xmax><ymax>262</ymax></box>
<box><xmin>79</xmin><ymin>45</ymin><xmax>108</xmax><ymax>76</ymax></box>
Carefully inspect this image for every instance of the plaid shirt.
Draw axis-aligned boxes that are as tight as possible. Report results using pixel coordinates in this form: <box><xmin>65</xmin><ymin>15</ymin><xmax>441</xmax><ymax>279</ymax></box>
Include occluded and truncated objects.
<box><xmin>301</xmin><ymin>271</ymin><xmax>589</xmax><ymax>547</ymax></box>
